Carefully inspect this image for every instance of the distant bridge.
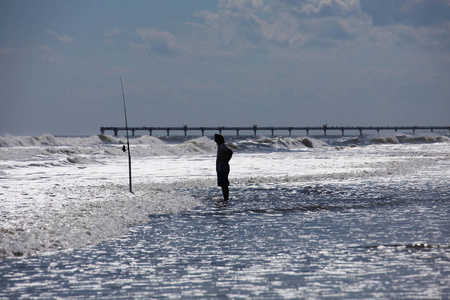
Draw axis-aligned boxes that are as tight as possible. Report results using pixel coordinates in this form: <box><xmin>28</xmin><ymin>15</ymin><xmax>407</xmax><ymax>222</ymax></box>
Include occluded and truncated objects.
<box><xmin>100</xmin><ymin>125</ymin><xmax>450</xmax><ymax>137</ymax></box>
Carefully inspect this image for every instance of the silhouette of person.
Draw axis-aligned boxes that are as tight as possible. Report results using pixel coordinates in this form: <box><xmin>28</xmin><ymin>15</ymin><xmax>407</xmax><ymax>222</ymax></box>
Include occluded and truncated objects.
<box><xmin>214</xmin><ymin>134</ymin><xmax>233</xmax><ymax>200</ymax></box>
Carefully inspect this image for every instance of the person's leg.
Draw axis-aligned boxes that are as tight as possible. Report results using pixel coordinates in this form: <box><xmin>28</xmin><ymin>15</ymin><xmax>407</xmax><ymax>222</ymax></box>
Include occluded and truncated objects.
<box><xmin>218</xmin><ymin>168</ymin><xmax>230</xmax><ymax>200</ymax></box>
<box><xmin>221</xmin><ymin>186</ymin><xmax>229</xmax><ymax>201</ymax></box>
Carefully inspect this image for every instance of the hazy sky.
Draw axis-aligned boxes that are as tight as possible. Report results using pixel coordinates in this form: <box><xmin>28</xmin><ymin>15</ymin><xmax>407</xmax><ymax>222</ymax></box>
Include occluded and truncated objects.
<box><xmin>1</xmin><ymin>0</ymin><xmax>449</xmax><ymax>136</ymax></box>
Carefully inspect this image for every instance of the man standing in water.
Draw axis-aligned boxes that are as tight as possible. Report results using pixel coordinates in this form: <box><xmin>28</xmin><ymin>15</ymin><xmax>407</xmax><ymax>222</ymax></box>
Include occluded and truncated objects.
<box><xmin>214</xmin><ymin>134</ymin><xmax>233</xmax><ymax>201</ymax></box>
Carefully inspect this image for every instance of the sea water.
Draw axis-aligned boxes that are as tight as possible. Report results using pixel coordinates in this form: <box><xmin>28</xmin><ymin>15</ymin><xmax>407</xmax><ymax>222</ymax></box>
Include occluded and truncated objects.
<box><xmin>0</xmin><ymin>132</ymin><xmax>449</xmax><ymax>298</ymax></box>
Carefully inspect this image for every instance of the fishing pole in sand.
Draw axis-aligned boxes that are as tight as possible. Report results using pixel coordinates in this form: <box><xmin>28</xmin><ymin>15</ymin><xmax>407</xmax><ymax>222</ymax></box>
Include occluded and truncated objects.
<box><xmin>120</xmin><ymin>77</ymin><xmax>133</xmax><ymax>193</ymax></box>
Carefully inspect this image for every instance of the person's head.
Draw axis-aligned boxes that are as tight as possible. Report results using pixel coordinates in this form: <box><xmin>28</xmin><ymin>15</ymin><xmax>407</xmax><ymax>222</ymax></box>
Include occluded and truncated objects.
<box><xmin>214</xmin><ymin>134</ymin><xmax>225</xmax><ymax>145</ymax></box>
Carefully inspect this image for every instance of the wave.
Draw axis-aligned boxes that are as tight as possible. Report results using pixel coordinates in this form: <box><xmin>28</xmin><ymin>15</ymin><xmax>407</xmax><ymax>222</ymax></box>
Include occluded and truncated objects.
<box><xmin>1</xmin><ymin>133</ymin><xmax>448</xmax><ymax>162</ymax></box>
<box><xmin>0</xmin><ymin>135</ymin><xmax>218</xmax><ymax>163</ymax></box>
<box><xmin>67</xmin><ymin>156</ymin><xmax>96</xmax><ymax>164</ymax></box>
<box><xmin>228</xmin><ymin>136</ymin><xmax>327</xmax><ymax>152</ymax></box>
<box><xmin>370</xmin><ymin>134</ymin><xmax>449</xmax><ymax>145</ymax></box>
<box><xmin>371</xmin><ymin>136</ymin><xmax>400</xmax><ymax>144</ymax></box>
<box><xmin>0</xmin><ymin>135</ymin><xmax>57</xmax><ymax>147</ymax></box>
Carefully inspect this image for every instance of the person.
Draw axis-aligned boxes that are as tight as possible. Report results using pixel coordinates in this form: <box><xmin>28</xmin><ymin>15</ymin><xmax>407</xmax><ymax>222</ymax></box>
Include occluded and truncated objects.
<box><xmin>214</xmin><ymin>134</ymin><xmax>233</xmax><ymax>200</ymax></box>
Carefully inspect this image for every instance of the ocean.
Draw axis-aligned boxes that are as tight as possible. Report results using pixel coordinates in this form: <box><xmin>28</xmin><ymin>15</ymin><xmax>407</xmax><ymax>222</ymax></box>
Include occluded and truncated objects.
<box><xmin>0</xmin><ymin>131</ymin><xmax>449</xmax><ymax>299</ymax></box>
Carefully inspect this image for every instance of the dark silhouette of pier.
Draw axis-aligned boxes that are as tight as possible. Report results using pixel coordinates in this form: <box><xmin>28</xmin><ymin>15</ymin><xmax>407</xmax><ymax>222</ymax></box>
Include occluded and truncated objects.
<box><xmin>100</xmin><ymin>125</ymin><xmax>450</xmax><ymax>137</ymax></box>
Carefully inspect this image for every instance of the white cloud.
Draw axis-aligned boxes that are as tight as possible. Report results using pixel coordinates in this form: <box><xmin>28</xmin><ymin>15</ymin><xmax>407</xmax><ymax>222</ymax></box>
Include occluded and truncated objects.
<box><xmin>359</xmin><ymin>0</ymin><xmax>450</xmax><ymax>52</ymax></box>
<box><xmin>103</xmin><ymin>27</ymin><xmax>126</xmax><ymax>45</ymax></box>
<box><xmin>218</xmin><ymin>0</ymin><xmax>266</xmax><ymax>10</ymax></box>
<box><xmin>135</xmin><ymin>28</ymin><xmax>180</xmax><ymax>57</ymax></box>
<box><xmin>187</xmin><ymin>2</ymin><xmax>275</xmax><ymax>55</ymax></box>
<box><xmin>105</xmin><ymin>27</ymin><xmax>123</xmax><ymax>37</ymax></box>
<box><xmin>46</xmin><ymin>29</ymin><xmax>74</xmax><ymax>44</ymax></box>
<box><xmin>38</xmin><ymin>45</ymin><xmax>63</xmax><ymax>64</ymax></box>
<box><xmin>184</xmin><ymin>0</ymin><xmax>450</xmax><ymax>58</ymax></box>
<box><xmin>185</xmin><ymin>0</ymin><xmax>364</xmax><ymax>57</ymax></box>
<box><xmin>296</xmin><ymin>0</ymin><xmax>361</xmax><ymax>17</ymax></box>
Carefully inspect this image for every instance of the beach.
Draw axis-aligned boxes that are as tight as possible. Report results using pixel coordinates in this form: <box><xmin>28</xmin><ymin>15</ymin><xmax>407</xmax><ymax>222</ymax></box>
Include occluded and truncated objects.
<box><xmin>1</xmin><ymin>132</ymin><xmax>449</xmax><ymax>298</ymax></box>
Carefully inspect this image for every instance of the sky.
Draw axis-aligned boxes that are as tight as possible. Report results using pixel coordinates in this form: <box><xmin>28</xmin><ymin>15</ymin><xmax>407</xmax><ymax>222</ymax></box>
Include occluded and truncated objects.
<box><xmin>1</xmin><ymin>0</ymin><xmax>449</xmax><ymax>136</ymax></box>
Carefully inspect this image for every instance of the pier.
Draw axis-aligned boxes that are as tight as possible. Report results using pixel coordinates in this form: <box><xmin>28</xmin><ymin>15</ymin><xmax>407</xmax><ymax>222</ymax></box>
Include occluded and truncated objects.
<box><xmin>100</xmin><ymin>125</ymin><xmax>450</xmax><ymax>137</ymax></box>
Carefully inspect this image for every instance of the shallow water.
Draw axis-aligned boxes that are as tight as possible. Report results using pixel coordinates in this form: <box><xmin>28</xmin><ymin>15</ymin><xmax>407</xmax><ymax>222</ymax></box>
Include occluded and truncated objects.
<box><xmin>1</xmin><ymin>175</ymin><xmax>449</xmax><ymax>299</ymax></box>
<box><xmin>0</xmin><ymin>134</ymin><xmax>449</xmax><ymax>298</ymax></box>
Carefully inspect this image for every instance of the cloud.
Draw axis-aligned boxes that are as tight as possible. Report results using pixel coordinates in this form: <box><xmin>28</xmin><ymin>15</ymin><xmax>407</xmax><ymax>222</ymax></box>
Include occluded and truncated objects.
<box><xmin>46</xmin><ymin>29</ymin><xmax>74</xmax><ymax>44</ymax></box>
<box><xmin>281</xmin><ymin>0</ymin><xmax>361</xmax><ymax>18</ymax></box>
<box><xmin>0</xmin><ymin>45</ymin><xmax>65</xmax><ymax>63</ymax></box>
<box><xmin>359</xmin><ymin>0</ymin><xmax>450</xmax><ymax>51</ymax></box>
<box><xmin>218</xmin><ymin>0</ymin><xmax>266</xmax><ymax>11</ymax></box>
<box><xmin>272</xmin><ymin>1</ymin><xmax>363</xmax><ymax>42</ymax></box>
<box><xmin>105</xmin><ymin>27</ymin><xmax>123</xmax><ymax>37</ymax></box>
<box><xmin>135</xmin><ymin>27</ymin><xmax>180</xmax><ymax>57</ymax></box>
<box><xmin>185</xmin><ymin>0</ymin><xmax>450</xmax><ymax>57</ymax></box>
<box><xmin>103</xmin><ymin>27</ymin><xmax>127</xmax><ymax>45</ymax></box>
<box><xmin>185</xmin><ymin>0</ymin><xmax>364</xmax><ymax>56</ymax></box>
<box><xmin>38</xmin><ymin>45</ymin><xmax>63</xmax><ymax>64</ymax></box>
<box><xmin>188</xmin><ymin>1</ymin><xmax>301</xmax><ymax>55</ymax></box>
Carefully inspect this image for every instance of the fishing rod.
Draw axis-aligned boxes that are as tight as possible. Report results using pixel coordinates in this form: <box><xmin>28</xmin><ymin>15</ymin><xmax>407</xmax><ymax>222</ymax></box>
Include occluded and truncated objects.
<box><xmin>120</xmin><ymin>77</ymin><xmax>132</xmax><ymax>193</ymax></box>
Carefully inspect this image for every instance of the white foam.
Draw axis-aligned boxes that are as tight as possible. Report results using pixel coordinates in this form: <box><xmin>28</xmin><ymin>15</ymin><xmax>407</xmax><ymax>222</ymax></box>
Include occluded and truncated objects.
<box><xmin>0</xmin><ymin>182</ymin><xmax>200</xmax><ymax>258</ymax></box>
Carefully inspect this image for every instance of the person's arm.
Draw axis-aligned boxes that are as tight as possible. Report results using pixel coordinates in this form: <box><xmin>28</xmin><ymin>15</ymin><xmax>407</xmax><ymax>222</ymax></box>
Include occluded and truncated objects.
<box><xmin>225</xmin><ymin>149</ymin><xmax>233</xmax><ymax>162</ymax></box>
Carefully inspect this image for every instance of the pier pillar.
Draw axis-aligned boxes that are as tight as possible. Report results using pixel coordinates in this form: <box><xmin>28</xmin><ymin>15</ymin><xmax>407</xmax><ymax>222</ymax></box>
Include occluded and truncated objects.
<box><xmin>289</xmin><ymin>127</ymin><xmax>292</xmax><ymax>136</ymax></box>
<box><xmin>359</xmin><ymin>128</ymin><xmax>363</xmax><ymax>136</ymax></box>
<box><xmin>148</xmin><ymin>129</ymin><xmax>152</xmax><ymax>136</ymax></box>
<box><xmin>377</xmin><ymin>128</ymin><xmax>380</xmax><ymax>134</ymax></box>
<box><xmin>271</xmin><ymin>127</ymin><xmax>274</xmax><ymax>136</ymax></box>
<box><xmin>306</xmin><ymin>128</ymin><xmax>309</xmax><ymax>136</ymax></box>
<box><xmin>100</xmin><ymin>127</ymin><xmax>105</xmax><ymax>135</ymax></box>
<box><xmin>201</xmin><ymin>127</ymin><xmax>205</xmax><ymax>136</ymax></box>
<box><xmin>413</xmin><ymin>126</ymin><xmax>416</xmax><ymax>135</ymax></box>
<box><xmin>183</xmin><ymin>125</ymin><xmax>188</xmax><ymax>136</ymax></box>
<box><xmin>166</xmin><ymin>129</ymin><xmax>170</xmax><ymax>136</ymax></box>
<box><xmin>341</xmin><ymin>129</ymin><xmax>345</xmax><ymax>136</ymax></box>
<box><xmin>253</xmin><ymin>125</ymin><xmax>258</xmax><ymax>136</ymax></box>
<box><xmin>113</xmin><ymin>128</ymin><xmax>118</xmax><ymax>136</ymax></box>
<box><xmin>131</xmin><ymin>129</ymin><xmax>135</xmax><ymax>136</ymax></box>
<box><xmin>236</xmin><ymin>128</ymin><xmax>240</xmax><ymax>136</ymax></box>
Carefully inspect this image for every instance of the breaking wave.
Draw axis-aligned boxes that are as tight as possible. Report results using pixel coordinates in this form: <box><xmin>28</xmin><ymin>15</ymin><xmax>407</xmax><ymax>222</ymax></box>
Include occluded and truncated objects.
<box><xmin>371</xmin><ymin>134</ymin><xmax>449</xmax><ymax>145</ymax></box>
<box><xmin>0</xmin><ymin>133</ymin><xmax>448</xmax><ymax>162</ymax></box>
